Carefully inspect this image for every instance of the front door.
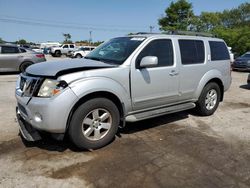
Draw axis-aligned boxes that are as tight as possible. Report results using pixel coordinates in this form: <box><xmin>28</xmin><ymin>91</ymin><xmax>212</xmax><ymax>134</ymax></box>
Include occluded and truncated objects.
<box><xmin>131</xmin><ymin>39</ymin><xmax>179</xmax><ymax>111</ymax></box>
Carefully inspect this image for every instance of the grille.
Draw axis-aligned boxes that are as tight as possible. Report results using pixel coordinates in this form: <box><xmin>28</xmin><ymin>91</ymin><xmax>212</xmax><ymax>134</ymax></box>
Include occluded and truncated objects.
<box><xmin>18</xmin><ymin>74</ymin><xmax>40</xmax><ymax>97</ymax></box>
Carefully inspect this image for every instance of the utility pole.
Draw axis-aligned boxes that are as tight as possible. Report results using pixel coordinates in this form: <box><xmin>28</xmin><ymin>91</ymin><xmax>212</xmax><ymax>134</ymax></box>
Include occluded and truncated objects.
<box><xmin>149</xmin><ymin>26</ymin><xmax>154</xmax><ymax>33</ymax></box>
<box><xmin>89</xmin><ymin>31</ymin><xmax>92</xmax><ymax>45</ymax></box>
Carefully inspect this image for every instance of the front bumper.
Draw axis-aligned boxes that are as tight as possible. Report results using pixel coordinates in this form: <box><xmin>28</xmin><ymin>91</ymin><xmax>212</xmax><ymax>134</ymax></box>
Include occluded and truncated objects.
<box><xmin>15</xmin><ymin>87</ymin><xmax>79</xmax><ymax>134</ymax></box>
<box><xmin>16</xmin><ymin>107</ymin><xmax>42</xmax><ymax>141</ymax></box>
<box><xmin>232</xmin><ymin>64</ymin><xmax>250</xmax><ymax>71</ymax></box>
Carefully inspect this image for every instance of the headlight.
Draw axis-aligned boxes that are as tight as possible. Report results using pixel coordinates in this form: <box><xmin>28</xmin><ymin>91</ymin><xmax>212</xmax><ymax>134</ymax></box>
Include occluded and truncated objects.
<box><xmin>37</xmin><ymin>79</ymin><xmax>67</xmax><ymax>97</ymax></box>
<box><xmin>247</xmin><ymin>60</ymin><xmax>250</xmax><ymax>65</ymax></box>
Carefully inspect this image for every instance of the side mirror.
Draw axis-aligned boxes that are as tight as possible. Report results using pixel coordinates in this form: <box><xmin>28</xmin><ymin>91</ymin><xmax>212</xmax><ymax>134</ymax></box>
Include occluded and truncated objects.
<box><xmin>139</xmin><ymin>56</ymin><xmax>158</xmax><ymax>68</ymax></box>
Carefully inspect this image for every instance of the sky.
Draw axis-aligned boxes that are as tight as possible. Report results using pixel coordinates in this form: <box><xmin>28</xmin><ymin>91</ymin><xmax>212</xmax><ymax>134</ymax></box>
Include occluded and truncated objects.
<box><xmin>0</xmin><ymin>0</ymin><xmax>248</xmax><ymax>43</ymax></box>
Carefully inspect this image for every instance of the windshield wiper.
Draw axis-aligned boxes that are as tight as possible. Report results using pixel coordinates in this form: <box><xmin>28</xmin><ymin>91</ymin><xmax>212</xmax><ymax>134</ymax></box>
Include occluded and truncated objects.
<box><xmin>84</xmin><ymin>56</ymin><xmax>102</xmax><ymax>61</ymax></box>
<box><xmin>85</xmin><ymin>56</ymin><xmax>118</xmax><ymax>65</ymax></box>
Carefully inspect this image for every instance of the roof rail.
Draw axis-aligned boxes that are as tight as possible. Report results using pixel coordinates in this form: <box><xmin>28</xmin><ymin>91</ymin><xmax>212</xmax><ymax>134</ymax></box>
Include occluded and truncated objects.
<box><xmin>163</xmin><ymin>30</ymin><xmax>215</xmax><ymax>37</ymax></box>
<box><xmin>129</xmin><ymin>32</ymin><xmax>159</xmax><ymax>35</ymax></box>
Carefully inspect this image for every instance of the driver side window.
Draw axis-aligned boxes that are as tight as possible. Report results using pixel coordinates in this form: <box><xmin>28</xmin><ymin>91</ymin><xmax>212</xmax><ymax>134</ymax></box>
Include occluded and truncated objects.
<box><xmin>136</xmin><ymin>39</ymin><xmax>174</xmax><ymax>68</ymax></box>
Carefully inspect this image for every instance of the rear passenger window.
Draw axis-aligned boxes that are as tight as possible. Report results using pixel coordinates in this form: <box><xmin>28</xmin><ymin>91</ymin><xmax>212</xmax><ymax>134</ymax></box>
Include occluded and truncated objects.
<box><xmin>209</xmin><ymin>41</ymin><xmax>230</xmax><ymax>61</ymax></box>
<box><xmin>1</xmin><ymin>46</ymin><xmax>19</xmax><ymax>54</ymax></box>
<box><xmin>70</xmin><ymin>45</ymin><xmax>74</xmax><ymax>48</ymax></box>
<box><xmin>179</xmin><ymin>40</ymin><xmax>205</xmax><ymax>65</ymax></box>
<box><xmin>136</xmin><ymin>39</ymin><xmax>173</xmax><ymax>68</ymax></box>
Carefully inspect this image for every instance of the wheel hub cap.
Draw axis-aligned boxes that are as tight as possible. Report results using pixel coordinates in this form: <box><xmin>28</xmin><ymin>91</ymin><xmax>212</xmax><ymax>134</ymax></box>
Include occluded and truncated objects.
<box><xmin>205</xmin><ymin>89</ymin><xmax>218</xmax><ymax>110</ymax></box>
<box><xmin>82</xmin><ymin>108</ymin><xmax>112</xmax><ymax>141</ymax></box>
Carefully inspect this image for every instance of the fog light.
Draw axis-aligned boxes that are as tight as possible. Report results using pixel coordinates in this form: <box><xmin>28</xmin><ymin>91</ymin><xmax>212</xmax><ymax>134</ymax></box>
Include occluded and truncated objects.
<box><xmin>34</xmin><ymin>113</ymin><xmax>42</xmax><ymax>122</ymax></box>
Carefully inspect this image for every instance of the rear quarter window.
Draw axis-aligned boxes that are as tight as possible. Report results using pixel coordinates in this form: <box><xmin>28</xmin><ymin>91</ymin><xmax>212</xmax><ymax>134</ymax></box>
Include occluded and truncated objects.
<box><xmin>209</xmin><ymin>41</ymin><xmax>230</xmax><ymax>61</ymax></box>
<box><xmin>178</xmin><ymin>40</ymin><xmax>205</xmax><ymax>65</ymax></box>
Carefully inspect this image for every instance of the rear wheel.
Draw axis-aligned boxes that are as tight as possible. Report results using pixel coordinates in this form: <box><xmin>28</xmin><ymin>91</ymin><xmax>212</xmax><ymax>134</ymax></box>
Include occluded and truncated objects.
<box><xmin>195</xmin><ymin>82</ymin><xmax>221</xmax><ymax>116</ymax></box>
<box><xmin>75</xmin><ymin>53</ymin><xmax>82</xmax><ymax>58</ymax></box>
<box><xmin>55</xmin><ymin>50</ymin><xmax>61</xmax><ymax>57</ymax></box>
<box><xmin>19</xmin><ymin>62</ymin><xmax>33</xmax><ymax>72</ymax></box>
<box><xmin>68</xmin><ymin>98</ymin><xmax>120</xmax><ymax>150</ymax></box>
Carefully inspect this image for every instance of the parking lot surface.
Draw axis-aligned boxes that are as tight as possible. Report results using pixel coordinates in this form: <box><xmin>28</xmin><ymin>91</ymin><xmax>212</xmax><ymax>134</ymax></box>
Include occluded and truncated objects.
<box><xmin>0</xmin><ymin>68</ymin><xmax>250</xmax><ymax>187</ymax></box>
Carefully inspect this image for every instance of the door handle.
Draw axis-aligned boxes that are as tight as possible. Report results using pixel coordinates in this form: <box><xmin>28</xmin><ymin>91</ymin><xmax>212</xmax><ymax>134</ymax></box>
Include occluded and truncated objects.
<box><xmin>18</xmin><ymin>56</ymin><xmax>24</xmax><ymax>58</ymax></box>
<box><xmin>169</xmin><ymin>70</ymin><xmax>179</xmax><ymax>76</ymax></box>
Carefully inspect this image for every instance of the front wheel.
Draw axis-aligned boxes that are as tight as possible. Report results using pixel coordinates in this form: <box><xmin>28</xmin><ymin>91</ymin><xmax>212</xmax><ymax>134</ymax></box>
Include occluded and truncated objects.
<box><xmin>68</xmin><ymin>98</ymin><xmax>120</xmax><ymax>150</ymax></box>
<box><xmin>195</xmin><ymin>82</ymin><xmax>221</xmax><ymax>116</ymax></box>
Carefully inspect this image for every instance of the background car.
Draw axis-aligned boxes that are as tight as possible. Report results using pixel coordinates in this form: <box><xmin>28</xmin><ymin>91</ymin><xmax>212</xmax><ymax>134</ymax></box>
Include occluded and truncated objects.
<box><xmin>70</xmin><ymin>46</ymin><xmax>96</xmax><ymax>58</ymax></box>
<box><xmin>31</xmin><ymin>46</ymin><xmax>44</xmax><ymax>54</ymax></box>
<box><xmin>232</xmin><ymin>52</ymin><xmax>250</xmax><ymax>71</ymax></box>
<box><xmin>0</xmin><ymin>44</ymin><xmax>46</xmax><ymax>72</ymax></box>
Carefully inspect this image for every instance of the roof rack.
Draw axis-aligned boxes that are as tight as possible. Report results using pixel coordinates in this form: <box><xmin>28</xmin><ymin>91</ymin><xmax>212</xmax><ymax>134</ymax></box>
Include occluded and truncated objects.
<box><xmin>132</xmin><ymin>32</ymin><xmax>159</xmax><ymax>35</ymax></box>
<box><xmin>163</xmin><ymin>30</ymin><xmax>215</xmax><ymax>37</ymax></box>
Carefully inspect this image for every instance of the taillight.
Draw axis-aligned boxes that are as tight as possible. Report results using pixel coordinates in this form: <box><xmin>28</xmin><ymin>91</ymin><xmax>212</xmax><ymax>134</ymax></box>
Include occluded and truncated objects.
<box><xmin>36</xmin><ymin>54</ymin><xmax>44</xmax><ymax>58</ymax></box>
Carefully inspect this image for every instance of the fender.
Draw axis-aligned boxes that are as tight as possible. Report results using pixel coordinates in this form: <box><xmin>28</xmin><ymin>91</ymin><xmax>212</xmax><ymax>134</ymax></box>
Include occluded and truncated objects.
<box><xmin>69</xmin><ymin>76</ymin><xmax>132</xmax><ymax>114</ymax></box>
<box><xmin>194</xmin><ymin>69</ymin><xmax>223</xmax><ymax>99</ymax></box>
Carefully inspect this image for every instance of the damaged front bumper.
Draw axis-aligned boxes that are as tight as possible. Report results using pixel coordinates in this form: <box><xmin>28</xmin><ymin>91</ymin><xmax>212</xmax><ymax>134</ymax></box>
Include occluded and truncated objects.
<box><xmin>16</xmin><ymin>107</ymin><xmax>41</xmax><ymax>141</ymax></box>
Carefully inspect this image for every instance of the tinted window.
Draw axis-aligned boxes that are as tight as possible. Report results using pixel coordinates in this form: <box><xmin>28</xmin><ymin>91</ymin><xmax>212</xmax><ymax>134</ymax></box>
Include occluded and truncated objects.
<box><xmin>20</xmin><ymin>48</ymin><xmax>26</xmax><ymax>53</ymax></box>
<box><xmin>209</xmin><ymin>41</ymin><xmax>230</xmax><ymax>61</ymax></box>
<box><xmin>1</xmin><ymin>46</ymin><xmax>19</xmax><ymax>54</ymax></box>
<box><xmin>136</xmin><ymin>39</ymin><xmax>174</xmax><ymax>68</ymax></box>
<box><xmin>63</xmin><ymin>45</ymin><xmax>68</xmax><ymax>48</ymax></box>
<box><xmin>179</xmin><ymin>40</ymin><xmax>205</xmax><ymax>65</ymax></box>
<box><xmin>70</xmin><ymin>45</ymin><xmax>74</xmax><ymax>48</ymax></box>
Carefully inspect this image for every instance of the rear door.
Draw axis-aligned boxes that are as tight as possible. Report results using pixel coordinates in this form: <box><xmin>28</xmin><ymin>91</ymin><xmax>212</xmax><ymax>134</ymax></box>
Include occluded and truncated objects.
<box><xmin>62</xmin><ymin>45</ymin><xmax>69</xmax><ymax>53</ymax></box>
<box><xmin>177</xmin><ymin>39</ymin><xmax>207</xmax><ymax>101</ymax></box>
<box><xmin>0</xmin><ymin>46</ymin><xmax>21</xmax><ymax>71</ymax></box>
<box><xmin>131</xmin><ymin>38</ymin><xmax>180</xmax><ymax>110</ymax></box>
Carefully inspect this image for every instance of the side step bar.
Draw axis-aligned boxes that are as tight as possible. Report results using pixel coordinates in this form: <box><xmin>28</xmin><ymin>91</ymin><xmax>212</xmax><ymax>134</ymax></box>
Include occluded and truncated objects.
<box><xmin>125</xmin><ymin>102</ymin><xmax>195</xmax><ymax>122</ymax></box>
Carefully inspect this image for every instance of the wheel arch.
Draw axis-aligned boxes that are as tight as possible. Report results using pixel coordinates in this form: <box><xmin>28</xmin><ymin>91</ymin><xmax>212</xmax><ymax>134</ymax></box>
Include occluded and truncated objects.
<box><xmin>66</xmin><ymin>91</ymin><xmax>125</xmax><ymax>132</ymax></box>
<box><xmin>195</xmin><ymin>70</ymin><xmax>224</xmax><ymax>102</ymax></box>
<box><xmin>19</xmin><ymin>61</ymin><xmax>34</xmax><ymax>72</ymax></box>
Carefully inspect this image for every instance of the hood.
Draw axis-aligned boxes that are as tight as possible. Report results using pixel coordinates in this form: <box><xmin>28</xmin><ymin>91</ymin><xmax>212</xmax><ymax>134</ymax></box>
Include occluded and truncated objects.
<box><xmin>236</xmin><ymin>57</ymin><xmax>250</xmax><ymax>61</ymax></box>
<box><xmin>26</xmin><ymin>58</ymin><xmax>117</xmax><ymax>77</ymax></box>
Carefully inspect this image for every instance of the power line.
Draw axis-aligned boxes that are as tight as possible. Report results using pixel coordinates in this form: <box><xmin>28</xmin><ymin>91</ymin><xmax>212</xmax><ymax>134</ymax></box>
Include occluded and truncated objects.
<box><xmin>0</xmin><ymin>14</ymin><xmax>148</xmax><ymax>31</ymax></box>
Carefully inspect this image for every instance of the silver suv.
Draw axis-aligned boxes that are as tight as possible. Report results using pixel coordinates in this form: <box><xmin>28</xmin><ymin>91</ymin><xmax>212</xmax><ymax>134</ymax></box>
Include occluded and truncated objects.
<box><xmin>15</xmin><ymin>34</ymin><xmax>231</xmax><ymax>149</ymax></box>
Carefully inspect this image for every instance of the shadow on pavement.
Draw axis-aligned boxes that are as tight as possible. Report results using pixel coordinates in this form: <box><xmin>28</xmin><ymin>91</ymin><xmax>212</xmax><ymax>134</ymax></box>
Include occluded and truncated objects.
<box><xmin>0</xmin><ymin>72</ymin><xmax>19</xmax><ymax>75</ymax></box>
<box><xmin>121</xmin><ymin>111</ymin><xmax>189</xmax><ymax>134</ymax></box>
<box><xmin>240</xmin><ymin>84</ymin><xmax>250</xmax><ymax>90</ymax></box>
<box><xmin>20</xmin><ymin>111</ymin><xmax>190</xmax><ymax>152</ymax></box>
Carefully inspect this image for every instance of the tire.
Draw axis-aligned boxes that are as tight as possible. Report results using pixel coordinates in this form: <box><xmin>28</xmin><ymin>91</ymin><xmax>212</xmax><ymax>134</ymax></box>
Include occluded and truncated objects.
<box><xmin>195</xmin><ymin>82</ymin><xmax>221</xmax><ymax>116</ymax></box>
<box><xmin>19</xmin><ymin>62</ymin><xmax>33</xmax><ymax>72</ymax></box>
<box><xmin>75</xmin><ymin>54</ymin><xmax>82</xmax><ymax>58</ymax></box>
<box><xmin>68</xmin><ymin>98</ymin><xmax>120</xmax><ymax>150</ymax></box>
<box><xmin>55</xmin><ymin>50</ymin><xmax>61</xmax><ymax>57</ymax></box>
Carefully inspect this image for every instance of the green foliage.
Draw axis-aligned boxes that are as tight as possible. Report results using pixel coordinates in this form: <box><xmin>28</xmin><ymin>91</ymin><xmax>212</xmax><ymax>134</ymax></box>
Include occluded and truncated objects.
<box><xmin>0</xmin><ymin>37</ymin><xmax>5</xmax><ymax>43</ymax></box>
<box><xmin>159</xmin><ymin>1</ymin><xmax>250</xmax><ymax>55</ymax></box>
<box><xmin>159</xmin><ymin>0</ymin><xmax>193</xmax><ymax>31</ymax></box>
<box><xmin>63</xmin><ymin>33</ymin><xmax>72</xmax><ymax>44</ymax></box>
<box><xmin>213</xmin><ymin>26</ymin><xmax>250</xmax><ymax>56</ymax></box>
<box><xmin>15</xmin><ymin>39</ymin><xmax>27</xmax><ymax>44</ymax></box>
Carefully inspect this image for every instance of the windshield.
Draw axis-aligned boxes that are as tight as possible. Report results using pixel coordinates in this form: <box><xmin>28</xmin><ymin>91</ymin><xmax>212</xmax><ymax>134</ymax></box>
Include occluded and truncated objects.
<box><xmin>241</xmin><ymin>53</ymin><xmax>250</xmax><ymax>58</ymax></box>
<box><xmin>85</xmin><ymin>37</ymin><xmax>146</xmax><ymax>65</ymax></box>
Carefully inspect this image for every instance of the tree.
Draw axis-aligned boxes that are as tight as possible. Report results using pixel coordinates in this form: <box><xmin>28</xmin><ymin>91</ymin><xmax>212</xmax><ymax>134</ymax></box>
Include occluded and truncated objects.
<box><xmin>15</xmin><ymin>39</ymin><xmax>27</xmax><ymax>44</ymax></box>
<box><xmin>0</xmin><ymin>37</ymin><xmax>5</xmax><ymax>43</ymax></box>
<box><xmin>158</xmin><ymin>0</ymin><xmax>194</xmax><ymax>31</ymax></box>
<box><xmin>63</xmin><ymin>33</ymin><xmax>72</xmax><ymax>44</ymax></box>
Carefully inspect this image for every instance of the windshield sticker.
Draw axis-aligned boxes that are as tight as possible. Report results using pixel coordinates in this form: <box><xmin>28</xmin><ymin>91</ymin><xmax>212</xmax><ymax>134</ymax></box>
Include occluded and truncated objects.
<box><xmin>130</xmin><ymin>38</ymin><xmax>145</xmax><ymax>41</ymax></box>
